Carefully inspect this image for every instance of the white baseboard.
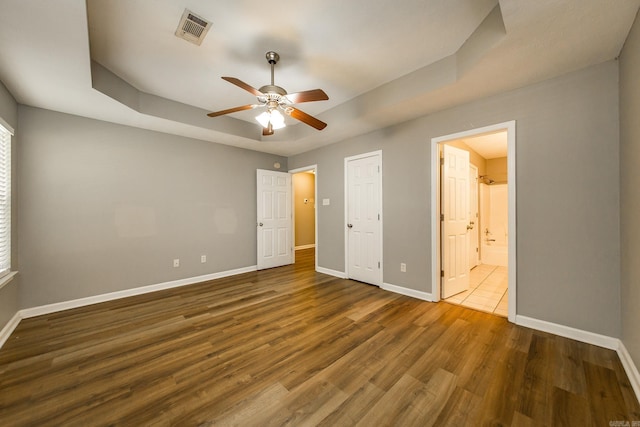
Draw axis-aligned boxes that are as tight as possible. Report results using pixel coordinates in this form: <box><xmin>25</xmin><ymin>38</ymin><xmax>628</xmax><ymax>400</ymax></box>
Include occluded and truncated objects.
<box><xmin>20</xmin><ymin>265</ymin><xmax>257</xmax><ymax>319</ymax></box>
<box><xmin>515</xmin><ymin>315</ymin><xmax>619</xmax><ymax>350</ymax></box>
<box><xmin>617</xmin><ymin>340</ymin><xmax>640</xmax><ymax>404</ymax></box>
<box><xmin>382</xmin><ymin>282</ymin><xmax>434</xmax><ymax>302</ymax></box>
<box><xmin>0</xmin><ymin>311</ymin><xmax>22</xmax><ymax>348</ymax></box>
<box><xmin>295</xmin><ymin>244</ymin><xmax>316</xmax><ymax>250</ymax></box>
<box><xmin>316</xmin><ymin>267</ymin><xmax>346</xmax><ymax>279</ymax></box>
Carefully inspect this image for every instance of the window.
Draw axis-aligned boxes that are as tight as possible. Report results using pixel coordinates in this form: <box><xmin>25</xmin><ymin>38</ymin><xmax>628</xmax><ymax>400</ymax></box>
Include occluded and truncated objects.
<box><xmin>0</xmin><ymin>123</ymin><xmax>11</xmax><ymax>278</ymax></box>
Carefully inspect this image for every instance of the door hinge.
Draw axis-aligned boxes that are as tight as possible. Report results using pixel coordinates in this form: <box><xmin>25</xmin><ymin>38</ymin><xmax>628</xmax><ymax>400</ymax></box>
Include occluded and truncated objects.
<box><xmin>378</xmin><ymin>213</ymin><xmax>380</xmax><ymax>220</ymax></box>
<box><xmin>440</xmin><ymin>157</ymin><xmax>445</xmax><ymax>165</ymax></box>
<box><xmin>441</xmin><ymin>270</ymin><xmax>444</xmax><ymax>277</ymax></box>
<box><xmin>378</xmin><ymin>165</ymin><xmax>380</xmax><ymax>173</ymax></box>
<box><xmin>440</xmin><ymin>214</ymin><xmax>444</xmax><ymax>221</ymax></box>
<box><xmin>378</xmin><ymin>261</ymin><xmax>381</xmax><ymax>269</ymax></box>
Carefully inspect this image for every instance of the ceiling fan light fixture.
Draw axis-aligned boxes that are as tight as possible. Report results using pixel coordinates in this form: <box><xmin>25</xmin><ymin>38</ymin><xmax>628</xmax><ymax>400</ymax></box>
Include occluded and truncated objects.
<box><xmin>269</xmin><ymin>109</ymin><xmax>286</xmax><ymax>129</ymax></box>
<box><xmin>256</xmin><ymin>109</ymin><xmax>286</xmax><ymax>130</ymax></box>
<box><xmin>255</xmin><ymin>111</ymin><xmax>270</xmax><ymax>128</ymax></box>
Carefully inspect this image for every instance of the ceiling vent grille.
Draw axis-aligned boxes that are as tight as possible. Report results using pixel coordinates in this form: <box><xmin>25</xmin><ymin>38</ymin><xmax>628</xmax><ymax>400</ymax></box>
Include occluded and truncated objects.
<box><xmin>175</xmin><ymin>9</ymin><xmax>211</xmax><ymax>46</ymax></box>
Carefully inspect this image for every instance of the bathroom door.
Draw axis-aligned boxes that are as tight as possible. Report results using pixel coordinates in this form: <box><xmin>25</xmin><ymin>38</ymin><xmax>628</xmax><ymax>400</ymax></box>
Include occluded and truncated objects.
<box><xmin>441</xmin><ymin>145</ymin><xmax>470</xmax><ymax>298</ymax></box>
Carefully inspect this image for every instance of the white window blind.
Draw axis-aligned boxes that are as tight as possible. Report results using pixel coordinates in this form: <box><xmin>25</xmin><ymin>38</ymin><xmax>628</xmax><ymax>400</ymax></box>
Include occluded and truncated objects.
<box><xmin>0</xmin><ymin>123</ymin><xmax>11</xmax><ymax>277</ymax></box>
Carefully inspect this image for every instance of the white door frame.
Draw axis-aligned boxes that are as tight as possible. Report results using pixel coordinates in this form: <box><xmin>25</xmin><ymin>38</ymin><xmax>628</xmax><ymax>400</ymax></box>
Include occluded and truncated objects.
<box><xmin>289</xmin><ymin>165</ymin><xmax>318</xmax><ymax>271</ymax></box>
<box><xmin>344</xmin><ymin>150</ymin><xmax>383</xmax><ymax>286</ymax></box>
<box><xmin>431</xmin><ymin>121</ymin><xmax>516</xmax><ymax>322</ymax></box>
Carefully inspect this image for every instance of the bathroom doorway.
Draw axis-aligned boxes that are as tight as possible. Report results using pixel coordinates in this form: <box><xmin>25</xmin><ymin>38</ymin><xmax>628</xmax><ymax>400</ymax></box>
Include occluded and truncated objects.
<box><xmin>431</xmin><ymin>121</ymin><xmax>516</xmax><ymax>321</ymax></box>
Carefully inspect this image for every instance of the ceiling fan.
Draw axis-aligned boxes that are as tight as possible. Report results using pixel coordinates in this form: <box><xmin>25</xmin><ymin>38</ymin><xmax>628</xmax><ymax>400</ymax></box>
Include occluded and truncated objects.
<box><xmin>207</xmin><ymin>51</ymin><xmax>329</xmax><ymax>136</ymax></box>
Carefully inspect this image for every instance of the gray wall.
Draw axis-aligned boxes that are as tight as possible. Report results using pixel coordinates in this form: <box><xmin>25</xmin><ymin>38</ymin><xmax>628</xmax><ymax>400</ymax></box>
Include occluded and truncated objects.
<box><xmin>620</xmin><ymin>10</ymin><xmax>640</xmax><ymax>372</ymax></box>
<box><xmin>0</xmin><ymin>80</ymin><xmax>19</xmax><ymax>331</ymax></box>
<box><xmin>289</xmin><ymin>60</ymin><xmax>621</xmax><ymax>337</ymax></box>
<box><xmin>17</xmin><ymin>106</ymin><xmax>286</xmax><ymax>308</ymax></box>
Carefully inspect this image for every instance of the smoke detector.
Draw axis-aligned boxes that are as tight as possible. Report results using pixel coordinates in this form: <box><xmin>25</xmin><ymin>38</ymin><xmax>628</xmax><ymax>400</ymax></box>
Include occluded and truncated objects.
<box><xmin>175</xmin><ymin>9</ymin><xmax>211</xmax><ymax>46</ymax></box>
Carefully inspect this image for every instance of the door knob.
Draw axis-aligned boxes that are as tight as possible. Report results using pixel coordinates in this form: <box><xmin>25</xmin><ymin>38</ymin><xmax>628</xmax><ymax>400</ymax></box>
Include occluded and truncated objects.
<box><xmin>258</xmin><ymin>222</ymin><xmax>263</xmax><ymax>227</ymax></box>
<box><xmin>467</xmin><ymin>224</ymin><xmax>474</xmax><ymax>230</ymax></box>
<box><xmin>347</xmin><ymin>223</ymin><xmax>353</xmax><ymax>228</ymax></box>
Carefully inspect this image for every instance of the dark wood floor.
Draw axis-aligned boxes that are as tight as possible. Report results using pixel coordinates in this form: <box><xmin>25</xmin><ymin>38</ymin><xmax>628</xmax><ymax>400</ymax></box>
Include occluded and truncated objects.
<box><xmin>0</xmin><ymin>248</ymin><xmax>638</xmax><ymax>426</ymax></box>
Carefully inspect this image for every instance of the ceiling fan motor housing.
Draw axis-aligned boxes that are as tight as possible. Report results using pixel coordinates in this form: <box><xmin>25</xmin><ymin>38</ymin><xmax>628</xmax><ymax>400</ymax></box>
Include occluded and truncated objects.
<box><xmin>258</xmin><ymin>85</ymin><xmax>289</xmax><ymax>109</ymax></box>
<box><xmin>258</xmin><ymin>85</ymin><xmax>287</xmax><ymax>97</ymax></box>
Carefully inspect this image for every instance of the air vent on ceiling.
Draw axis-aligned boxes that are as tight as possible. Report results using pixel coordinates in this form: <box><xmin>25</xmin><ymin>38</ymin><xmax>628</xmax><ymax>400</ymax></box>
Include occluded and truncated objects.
<box><xmin>175</xmin><ymin>9</ymin><xmax>211</xmax><ymax>46</ymax></box>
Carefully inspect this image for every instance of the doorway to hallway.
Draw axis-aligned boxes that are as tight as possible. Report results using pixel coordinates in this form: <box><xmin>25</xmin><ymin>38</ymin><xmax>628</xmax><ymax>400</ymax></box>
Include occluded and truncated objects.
<box><xmin>289</xmin><ymin>165</ymin><xmax>318</xmax><ymax>271</ymax></box>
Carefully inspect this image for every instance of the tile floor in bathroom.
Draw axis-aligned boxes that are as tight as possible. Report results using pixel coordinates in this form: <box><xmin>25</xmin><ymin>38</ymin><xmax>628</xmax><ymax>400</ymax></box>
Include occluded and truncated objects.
<box><xmin>444</xmin><ymin>264</ymin><xmax>508</xmax><ymax>317</ymax></box>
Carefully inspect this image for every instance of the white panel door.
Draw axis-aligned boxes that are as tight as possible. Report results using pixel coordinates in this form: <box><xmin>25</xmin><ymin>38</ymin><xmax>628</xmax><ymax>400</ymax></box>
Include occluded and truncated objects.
<box><xmin>442</xmin><ymin>145</ymin><xmax>470</xmax><ymax>298</ymax></box>
<box><xmin>346</xmin><ymin>153</ymin><xmax>381</xmax><ymax>286</ymax></box>
<box><xmin>469</xmin><ymin>164</ymin><xmax>479</xmax><ymax>269</ymax></box>
<box><xmin>257</xmin><ymin>169</ymin><xmax>292</xmax><ymax>270</ymax></box>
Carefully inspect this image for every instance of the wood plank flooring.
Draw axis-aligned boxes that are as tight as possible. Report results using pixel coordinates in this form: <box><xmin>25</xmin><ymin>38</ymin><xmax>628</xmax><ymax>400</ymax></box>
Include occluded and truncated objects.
<box><xmin>0</xmin><ymin>248</ymin><xmax>638</xmax><ymax>426</ymax></box>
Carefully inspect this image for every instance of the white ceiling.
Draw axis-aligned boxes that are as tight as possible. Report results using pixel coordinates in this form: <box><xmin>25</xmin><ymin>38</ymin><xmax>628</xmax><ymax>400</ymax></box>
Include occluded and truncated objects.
<box><xmin>463</xmin><ymin>131</ymin><xmax>508</xmax><ymax>160</ymax></box>
<box><xmin>0</xmin><ymin>0</ymin><xmax>638</xmax><ymax>156</ymax></box>
<box><xmin>87</xmin><ymin>0</ymin><xmax>496</xmax><ymax>118</ymax></box>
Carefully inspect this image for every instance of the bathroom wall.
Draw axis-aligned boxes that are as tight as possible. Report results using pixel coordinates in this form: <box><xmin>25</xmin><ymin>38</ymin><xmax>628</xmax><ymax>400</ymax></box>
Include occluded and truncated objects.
<box><xmin>486</xmin><ymin>157</ymin><xmax>508</xmax><ymax>183</ymax></box>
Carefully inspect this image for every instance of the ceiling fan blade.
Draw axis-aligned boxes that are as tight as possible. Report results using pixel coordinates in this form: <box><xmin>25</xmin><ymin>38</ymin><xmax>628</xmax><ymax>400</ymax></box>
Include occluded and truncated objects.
<box><xmin>285</xmin><ymin>89</ymin><xmax>329</xmax><ymax>104</ymax></box>
<box><xmin>287</xmin><ymin>107</ymin><xmax>327</xmax><ymax>130</ymax></box>
<box><xmin>207</xmin><ymin>104</ymin><xmax>256</xmax><ymax>117</ymax></box>
<box><xmin>221</xmin><ymin>77</ymin><xmax>264</xmax><ymax>97</ymax></box>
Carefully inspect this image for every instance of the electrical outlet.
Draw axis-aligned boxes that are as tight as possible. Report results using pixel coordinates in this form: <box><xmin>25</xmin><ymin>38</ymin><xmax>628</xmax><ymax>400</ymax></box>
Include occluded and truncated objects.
<box><xmin>400</xmin><ymin>263</ymin><xmax>406</xmax><ymax>272</ymax></box>
<box><xmin>173</xmin><ymin>259</ymin><xmax>180</xmax><ymax>268</ymax></box>
<box><xmin>201</xmin><ymin>255</ymin><xmax>207</xmax><ymax>263</ymax></box>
